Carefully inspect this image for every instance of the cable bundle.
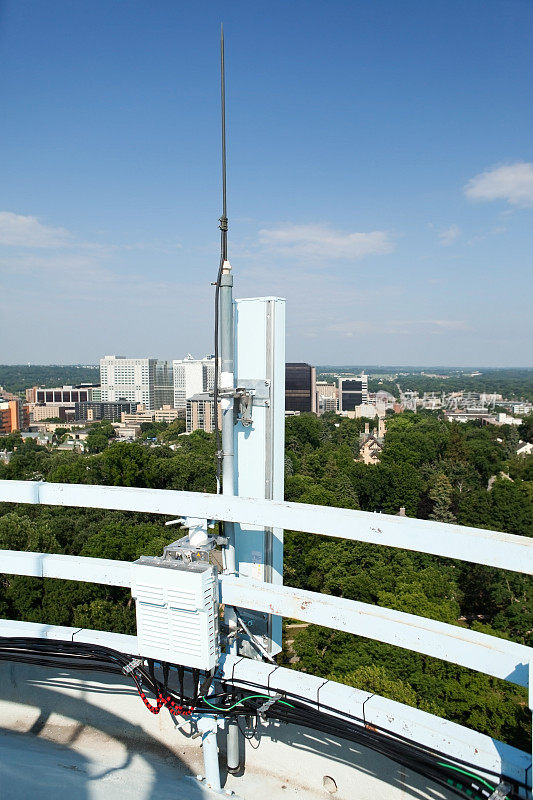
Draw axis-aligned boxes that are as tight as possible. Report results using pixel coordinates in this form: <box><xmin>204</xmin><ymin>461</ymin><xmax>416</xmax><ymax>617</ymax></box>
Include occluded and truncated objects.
<box><xmin>0</xmin><ymin>636</ymin><xmax>522</xmax><ymax>800</ymax></box>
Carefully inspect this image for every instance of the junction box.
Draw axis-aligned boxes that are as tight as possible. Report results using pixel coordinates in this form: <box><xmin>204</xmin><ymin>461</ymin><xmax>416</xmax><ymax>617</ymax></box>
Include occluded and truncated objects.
<box><xmin>131</xmin><ymin>556</ymin><xmax>219</xmax><ymax>671</ymax></box>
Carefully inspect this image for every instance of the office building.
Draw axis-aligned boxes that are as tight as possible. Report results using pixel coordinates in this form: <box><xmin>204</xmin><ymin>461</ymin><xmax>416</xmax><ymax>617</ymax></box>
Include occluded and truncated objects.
<box><xmin>0</xmin><ymin>399</ymin><xmax>29</xmax><ymax>434</ymax></box>
<box><xmin>173</xmin><ymin>355</ymin><xmax>216</xmax><ymax>410</ymax></box>
<box><xmin>186</xmin><ymin>393</ymin><xmax>221</xmax><ymax>434</ymax></box>
<box><xmin>154</xmin><ymin>360</ymin><xmax>174</xmax><ymax>408</ymax></box>
<box><xmin>318</xmin><ymin>395</ymin><xmax>338</xmax><ymax>415</ymax></box>
<box><xmin>26</xmin><ymin>403</ymin><xmax>64</xmax><ymax>422</ymax></box>
<box><xmin>285</xmin><ymin>363</ymin><xmax>317</xmax><ymax>413</ymax></box>
<box><xmin>339</xmin><ymin>375</ymin><xmax>368</xmax><ymax>411</ymax></box>
<box><xmin>121</xmin><ymin>409</ymin><xmax>157</xmax><ymax>425</ymax></box>
<box><xmin>154</xmin><ymin>405</ymin><xmax>183</xmax><ymax>423</ymax></box>
<box><xmin>26</xmin><ymin>385</ymin><xmax>98</xmax><ymax>404</ymax></box>
<box><xmin>100</xmin><ymin>356</ymin><xmax>156</xmax><ymax>410</ymax></box>
<box><xmin>315</xmin><ymin>381</ymin><xmax>337</xmax><ymax>399</ymax></box>
<box><xmin>0</xmin><ymin>387</ymin><xmax>21</xmax><ymax>402</ymax></box>
<box><xmin>316</xmin><ymin>380</ymin><xmax>338</xmax><ymax>415</ymax></box>
<box><xmin>75</xmin><ymin>401</ymin><xmax>138</xmax><ymax>422</ymax></box>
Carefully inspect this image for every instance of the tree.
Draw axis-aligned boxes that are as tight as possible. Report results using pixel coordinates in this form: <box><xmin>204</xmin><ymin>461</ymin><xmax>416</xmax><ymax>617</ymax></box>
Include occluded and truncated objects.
<box><xmin>73</xmin><ymin>599</ymin><xmax>136</xmax><ymax>635</ymax></box>
<box><xmin>0</xmin><ymin>431</ymin><xmax>23</xmax><ymax>451</ymax></box>
<box><xmin>159</xmin><ymin>418</ymin><xmax>186</xmax><ymax>441</ymax></box>
<box><xmin>332</xmin><ymin>664</ymin><xmax>418</xmax><ymax>706</ymax></box>
<box><xmin>518</xmin><ymin>414</ymin><xmax>533</xmax><ymax>443</ymax></box>
<box><xmin>487</xmin><ymin>478</ymin><xmax>533</xmax><ymax>537</ymax></box>
<box><xmin>501</xmin><ymin>425</ymin><xmax>520</xmax><ymax>459</ymax></box>
<box><xmin>86</xmin><ymin>431</ymin><xmax>109</xmax><ymax>453</ymax></box>
<box><xmin>428</xmin><ymin>473</ymin><xmax>456</xmax><ymax>523</ymax></box>
<box><xmin>97</xmin><ymin>441</ymin><xmax>149</xmax><ymax>486</ymax></box>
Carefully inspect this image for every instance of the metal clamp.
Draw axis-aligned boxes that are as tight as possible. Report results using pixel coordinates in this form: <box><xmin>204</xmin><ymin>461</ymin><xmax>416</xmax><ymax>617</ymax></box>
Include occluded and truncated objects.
<box><xmin>123</xmin><ymin>657</ymin><xmax>143</xmax><ymax>675</ymax></box>
<box><xmin>235</xmin><ymin>380</ymin><xmax>271</xmax><ymax>427</ymax></box>
<box><xmin>210</xmin><ymin>379</ymin><xmax>270</xmax><ymax>427</ymax></box>
<box><xmin>257</xmin><ymin>693</ymin><xmax>281</xmax><ymax>718</ymax></box>
<box><xmin>487</xmin><ymin>782</ymin><xmax>512</xmax><ymax>800</ymax></box>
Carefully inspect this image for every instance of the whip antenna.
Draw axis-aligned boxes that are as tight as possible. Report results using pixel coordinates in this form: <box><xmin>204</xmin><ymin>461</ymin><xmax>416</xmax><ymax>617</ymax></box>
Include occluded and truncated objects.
<box><xmin>220</xmin><ymin>23</ymin><xmax>228</xmax><ymax>258</ymax></box>
<box><xmin>213</xmin><ymin>24</ymin><xmax>229</xmax><ymax>491</ymax></box>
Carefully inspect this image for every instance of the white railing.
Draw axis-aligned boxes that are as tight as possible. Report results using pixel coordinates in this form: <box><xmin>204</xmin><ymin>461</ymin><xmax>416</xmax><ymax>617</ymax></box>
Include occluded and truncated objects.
<box><xmin>0</xmin><ymin>479</ymin><xmax>531</xmax><ymax>687</ymax></box>
<box><xmin>1</xmin><ymin>547</ymin><xmax>530</xmax><ymax>686</ymax></box>
<box><xmin>0</xmin><ymin>477</ymin><xmax>532</xmax><ymax>792</ymax></box>
<box><xmin>2</xmin><ymin>479</ymin><xmax>531</xmax><ymax>573</ymax></box>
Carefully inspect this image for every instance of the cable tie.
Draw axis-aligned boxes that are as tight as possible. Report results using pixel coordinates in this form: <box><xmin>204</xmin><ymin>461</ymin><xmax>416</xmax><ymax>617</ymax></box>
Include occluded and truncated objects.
<box><xmin>257</xmin><ymin>693</ymin><xmax>281</xmax><ymax>719</ymax></box>
<box><xmin>122</xmin><ymin>657</ymin><xmax>143</xmax><ymax>675</ymax></box>
<box><xmin>487</xmin><ymin>782</ymin><xmax>512</xmax><ymax>800</ymax></box>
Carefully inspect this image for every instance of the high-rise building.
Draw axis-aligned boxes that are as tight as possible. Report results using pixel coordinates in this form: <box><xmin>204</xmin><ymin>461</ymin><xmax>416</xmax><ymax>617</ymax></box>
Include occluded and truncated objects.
<box><xmin>154</xmin><ymin>361</ymin><xmax>174</xmax><ymax>409</ymax></box>
<box><xmin>100</xmin><ymin>356</ymin><xmax>157</xmax><ymax>410</ymax></box>
<box><xmin>0</xmin><ymin>399</ymin><xmax>29</xmax><ymax>433</ymax></box>
<box><xmin>339</xmin><ymin>375</ymin><xmax>369</xmax><ymax>411</ymax></box>
<box><xmin>316</xmin><ymin>380</ymin><xmax>338</xmax><ymax>416</ymax></box>
<box><xmin>173</xmin><ymin>355</ymin><xmax>216</xmax><ymax>410</ymax></box>
<box><xmin>186</xmin><ymin>393</ymin><xmax>221</xmax><ymax>433</ymax></box>
<box><xmin>285</xmin><ymin>363</ymin><xmax>317</xmax><ymax>413</ymax></box>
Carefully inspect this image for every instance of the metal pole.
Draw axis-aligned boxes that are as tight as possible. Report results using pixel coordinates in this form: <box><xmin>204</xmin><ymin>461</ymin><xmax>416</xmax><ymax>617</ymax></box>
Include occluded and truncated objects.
<box><xmin>218</xmin><ymin>24</ymin><xmax>240</xmax><ymax>773</ymax></box>
<box><xmin>218</xmin><ymin>24</ymin><xmax>235</xmax><ymax>574</ymax></box>
<box><xmin>197</xmin><ymin>716</ymin><xmax>222</xmax><ymax>792</ymax></box>
<box><xmin>220</xmin><ymin>263</ymin><xmax>235</xmax><ymax>572</ymax></box>
<box><xmin>529</xmin><ymin>661</ymin><xmax>532</xmax><ymax>797</ymax></box>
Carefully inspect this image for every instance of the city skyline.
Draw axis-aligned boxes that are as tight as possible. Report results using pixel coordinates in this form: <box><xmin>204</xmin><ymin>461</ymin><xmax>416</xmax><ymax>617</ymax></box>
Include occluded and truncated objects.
<box><xmin>1</xmin><ymin>1</ymin><xmax>532</xmax><ymax>366</ymax></box>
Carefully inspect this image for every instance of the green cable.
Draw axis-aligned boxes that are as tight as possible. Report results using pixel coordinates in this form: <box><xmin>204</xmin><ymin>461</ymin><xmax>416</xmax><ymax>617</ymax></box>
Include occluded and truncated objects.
<box><xmin>197</xmin><ymin>701</ymin><xmax>508</xmax><ymax>798</ymax></box>
<box><xmin>436</xmin><ymin>762</ymin><xmax>502</xmax><ymax>794</ymax></box>
<box><xmin>200</xmin><ymin>694</ymin><xmax>295</xmax><ymax>712</ymax></box>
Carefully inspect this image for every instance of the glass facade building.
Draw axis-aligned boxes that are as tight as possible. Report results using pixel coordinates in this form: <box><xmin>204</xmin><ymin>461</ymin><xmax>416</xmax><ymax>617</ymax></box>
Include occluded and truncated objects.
<box><xmin>285</xmin><ymin>363</ymin><xmax>317</xmax><ymax>413</ymax></box>
<box><xmin>339</xmin><ymin>376</ymin><xmax>369</xmax><ymax>411</ymax></box>
<box><xmin>154</xmin><ymin>360</ymin><xmax>174</xmax><ymax>409</ymax></box>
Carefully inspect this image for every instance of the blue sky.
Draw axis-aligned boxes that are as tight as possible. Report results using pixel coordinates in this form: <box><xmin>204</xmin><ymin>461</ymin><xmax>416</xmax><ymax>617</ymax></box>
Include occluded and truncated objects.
<box><xmin>0</xmin><ymin>0</ymin><xmax>531</xmax><ymax>366</ymax></box>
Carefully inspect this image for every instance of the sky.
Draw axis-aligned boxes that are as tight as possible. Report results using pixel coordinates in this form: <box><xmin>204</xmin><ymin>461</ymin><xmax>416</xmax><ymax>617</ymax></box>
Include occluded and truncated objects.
<box><xmin>0</xmin><ymin>0</ymin><xmax>532</xmax><ymax>367</ymax></box>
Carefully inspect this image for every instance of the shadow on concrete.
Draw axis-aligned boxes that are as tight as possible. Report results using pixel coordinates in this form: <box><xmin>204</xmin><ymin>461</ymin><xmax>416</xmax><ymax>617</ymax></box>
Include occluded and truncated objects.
<box><xmin>0</xmin><ymin>662</ymin><xmax>207</xmax><ymax>800</ymax></box>
<box><xmin>222</xmin><ymin>715</ymin><xmax>456</xmax><ymax>800</ymax></box>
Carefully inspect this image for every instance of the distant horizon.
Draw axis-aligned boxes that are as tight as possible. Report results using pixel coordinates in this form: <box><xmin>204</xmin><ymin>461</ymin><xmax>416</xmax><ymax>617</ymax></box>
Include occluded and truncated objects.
<box><xmin>2</xmin><ymin>362</ymin><xmax>532</xmax><ymax>371</ymax></box>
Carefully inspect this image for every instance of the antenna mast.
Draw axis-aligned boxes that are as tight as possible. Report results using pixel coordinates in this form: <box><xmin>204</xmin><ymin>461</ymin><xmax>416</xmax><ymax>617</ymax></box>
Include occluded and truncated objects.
<box><xmin>214</xmin><ymin>23</ymin><xmax>236</xmax><ymax>573</ymax></box>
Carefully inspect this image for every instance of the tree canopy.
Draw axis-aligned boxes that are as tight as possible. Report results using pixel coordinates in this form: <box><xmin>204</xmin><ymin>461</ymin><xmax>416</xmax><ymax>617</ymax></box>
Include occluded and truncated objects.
<box><xmin>0</xmin><ymin>410</ymin><xmax>531</xmax><ymax>750</ymax></box>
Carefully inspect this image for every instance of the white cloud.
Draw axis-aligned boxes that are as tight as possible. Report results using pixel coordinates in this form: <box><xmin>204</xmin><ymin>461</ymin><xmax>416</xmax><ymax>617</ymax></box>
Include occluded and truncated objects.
<box><xmin>464</xmin><ymin>162</ymin><xmax>533</xmax><ymax>207</ymax></box>
<box><xmin>438</xmin><ymin>224</ymin><xmax>461</xmax><ymax>246</ymax></box>
<box><xmin>0</xmin><ymin>211</ymin><xmax>182</xmax><ymax>254</ymax></box>
<box><xmin>0</xmin><ymin>211</ymin><xmax>72</xmax><ymax>247</ymax></box>
<box><xmin>258</xmin><ymin>223</ymin><xmax>394</xmax><ymax>260</ymax></box>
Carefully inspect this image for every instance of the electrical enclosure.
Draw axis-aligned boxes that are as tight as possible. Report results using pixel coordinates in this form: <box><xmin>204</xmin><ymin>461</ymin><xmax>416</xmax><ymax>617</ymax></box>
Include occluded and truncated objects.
<box><xmin>131</xmin><ymin>556</ymin><xmax>219</xmax><ymax>670</ymax></box>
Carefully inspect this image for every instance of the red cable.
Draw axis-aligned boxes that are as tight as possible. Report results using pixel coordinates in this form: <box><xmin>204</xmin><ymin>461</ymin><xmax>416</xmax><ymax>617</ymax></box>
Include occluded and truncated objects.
<box><xmin>133</xmin><ymin>677</ymin><xmax>193</xmax><ymax>717</ymax></box>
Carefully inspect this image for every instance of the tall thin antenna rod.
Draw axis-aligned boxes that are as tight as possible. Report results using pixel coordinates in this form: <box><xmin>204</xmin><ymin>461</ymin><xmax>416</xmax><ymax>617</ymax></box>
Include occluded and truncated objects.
<box><xmin>213</xmin><ymin>23</ymin><xmax>234</xmax><ymax>514</ymax></box>
<box><xmin>220</xmin><ymin>23</ymin><xmax>228</xmax><ymax>259</ymax></box>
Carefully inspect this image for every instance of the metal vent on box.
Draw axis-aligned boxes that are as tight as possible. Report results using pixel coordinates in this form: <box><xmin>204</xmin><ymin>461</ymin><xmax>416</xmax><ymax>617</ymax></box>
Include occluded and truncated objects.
<box><xmin>131</xmin><ymin>556</ymin><xmax>218</xmax><ymax>671</ymax></box>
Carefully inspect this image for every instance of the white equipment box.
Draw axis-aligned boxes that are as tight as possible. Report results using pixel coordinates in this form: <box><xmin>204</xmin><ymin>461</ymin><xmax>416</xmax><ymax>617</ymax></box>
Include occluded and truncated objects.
<box><xmin>131</xmin><ymin>557</ymin><xmax>219</xmax><ymax>671</ymax></box>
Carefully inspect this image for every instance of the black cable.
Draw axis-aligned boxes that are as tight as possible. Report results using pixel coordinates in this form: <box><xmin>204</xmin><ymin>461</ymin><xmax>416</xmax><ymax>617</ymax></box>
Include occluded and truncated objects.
<box><xmin>0</xmin><ymin>638</ymin><xmax>521</xmax><ymax>799</ymax></box>
<box><xmin>231</xmin><ymin>684</ymin><xmax>519</xmax><ymax>786</ymax></box>
<box><xmin>192</xmin><ymin>668</ymin><xmax>200</xmax><ymax>698</ymax></box>
<box><xmin>178</xmin><ymin>664</ymin><xmax>184</xmax><ymax>704</ymax></box>
<box><xmin>237</xmin><ymin>715</ymin><xmax>260</xmax><ymax>747</ymax></box>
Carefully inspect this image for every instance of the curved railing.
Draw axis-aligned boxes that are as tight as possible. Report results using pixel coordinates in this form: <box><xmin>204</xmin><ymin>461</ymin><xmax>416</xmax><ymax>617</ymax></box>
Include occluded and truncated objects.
<box><xmin>0</xmin><ymin>478</ymin><xmax>532</xmax><ymax>794</ymax></box>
